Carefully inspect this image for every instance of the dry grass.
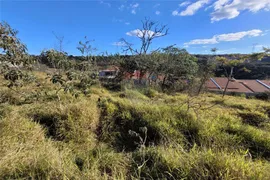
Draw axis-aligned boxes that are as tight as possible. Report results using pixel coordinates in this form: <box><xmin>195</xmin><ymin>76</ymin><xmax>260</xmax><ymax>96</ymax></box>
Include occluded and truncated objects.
<box><xmin>0</xmin><ymin>72</ymin><xmax>270</xmax><ymax>179</ymax></box>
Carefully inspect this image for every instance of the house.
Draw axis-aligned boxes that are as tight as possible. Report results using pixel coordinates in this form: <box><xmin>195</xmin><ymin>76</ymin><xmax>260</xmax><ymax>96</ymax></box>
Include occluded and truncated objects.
<box><xmin>99</xmin><ymin>66</ymin><xmax>119</xmax><ymax>79</ymax></box>
<box><xmin>206</xmin><ymin>77</ymin><xmax>270</xmax><ymax>94</ymax></box>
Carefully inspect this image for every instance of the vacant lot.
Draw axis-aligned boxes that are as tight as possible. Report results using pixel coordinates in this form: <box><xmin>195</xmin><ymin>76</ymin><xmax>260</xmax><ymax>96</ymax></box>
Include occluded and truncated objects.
<box><xmin>0</xmin><ymin>72</ymin><xmax>270</xmax><ymax>179</ymax></box>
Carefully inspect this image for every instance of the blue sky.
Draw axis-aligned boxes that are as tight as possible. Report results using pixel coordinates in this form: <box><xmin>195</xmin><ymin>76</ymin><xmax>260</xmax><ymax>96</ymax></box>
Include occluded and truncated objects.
<box><xmin>1</xmin><ymin>0</ymin><xmax>270</xmax><ymax>55</ymax></box>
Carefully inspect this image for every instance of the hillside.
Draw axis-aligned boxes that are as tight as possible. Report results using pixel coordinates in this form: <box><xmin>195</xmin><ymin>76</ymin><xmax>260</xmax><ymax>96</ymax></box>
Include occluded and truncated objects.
<box><xmin>0</xmin><ymin>71</ymin><xmax>270</xmax><ymax>179</ymax></box>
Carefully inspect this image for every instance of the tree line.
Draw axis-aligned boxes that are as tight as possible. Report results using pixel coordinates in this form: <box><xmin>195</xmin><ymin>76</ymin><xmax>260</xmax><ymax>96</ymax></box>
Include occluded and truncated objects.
<box><xmin>0</xmin><ymin>19</ymin><xmax>269</xmax><ymax>98</ymax></box>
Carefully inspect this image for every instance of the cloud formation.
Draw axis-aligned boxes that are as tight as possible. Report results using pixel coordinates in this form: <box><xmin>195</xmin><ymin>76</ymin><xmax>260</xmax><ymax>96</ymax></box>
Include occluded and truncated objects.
<box><xmin>184</xmin><ymin>29</ymin><xmax>263</xmax><ymax>46</ymax></box>
<box><xmin>173</xmin><ymin>0</ymin><xmax>270</xmax><ymax>22</ymax></box>
<box><xmin>173</xmin><ymin>0</ymin><xmax>210</xmax><ymax>16</ymax></box>
<box><xmin>211</xmin><ymin>0</ymin><xmax>270</xmax><ymax>22</ymax></box>
<box><xmin>179</xmin><ymin>1</ymin><xmax>191</xmax><ymax>7</ymax></box>
<box><xmin>130</xmin><ymin>3</ymin><xmax>139</xmax><ymax>14</ymax></box>
<box><xmin>126</xmin><ymin>29</ymin><xmax>163</xmax><ymax>38</ymax></box>
<box><xmin>155</xmin><ymin>11</ymin><xmax>161</xmax><ymax>15</ymax></box>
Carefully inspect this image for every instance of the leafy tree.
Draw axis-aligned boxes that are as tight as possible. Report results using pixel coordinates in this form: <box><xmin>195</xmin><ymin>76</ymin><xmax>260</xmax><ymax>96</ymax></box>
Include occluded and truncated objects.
<box><xmin>216</xmin><ymin>48</ymin><xmax>269</xmax><ymax>97</ymax></box>
<box><xmin>0</xmin><ymin>21</ymin><xmax>34</xmax><ymax>88</ymax></box>
<box><xmin>158</xmin><ymin>46</ymin><xmax>198</xmax><ymax>92</ymax></box>
<box><xmin>196</xmin><ymin>48</ymin><xmax>217</xmax><ymax>95</ymax></box>
<box><xmin>77</xmin><ymin>36</ymin><xmax>97</xmax><ymax>61</ymax></box>
<box><xmin>77</xmin><ymin>36</ymin><xmax>98</xmax><ymax>75</ymax></box>
<box><xmin>40</xmin><ymin>49</ymin><xmax>70</xmax><ymax>70</ymax></box>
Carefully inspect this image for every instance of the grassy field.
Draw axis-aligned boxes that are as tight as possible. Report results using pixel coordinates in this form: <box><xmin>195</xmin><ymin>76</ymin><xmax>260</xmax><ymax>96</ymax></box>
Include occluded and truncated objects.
<box><xmin>0</xmin><ymin>71</ymin><xmax>270</xmax><ymax>179</ymax></box>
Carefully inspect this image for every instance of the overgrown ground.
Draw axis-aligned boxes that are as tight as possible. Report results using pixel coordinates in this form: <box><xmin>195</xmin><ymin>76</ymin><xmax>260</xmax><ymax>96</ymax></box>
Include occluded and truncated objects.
<box><xmin>0</xmin><ymin>71</ymin><xmax>270</xmax><ymax>179</ymax></box>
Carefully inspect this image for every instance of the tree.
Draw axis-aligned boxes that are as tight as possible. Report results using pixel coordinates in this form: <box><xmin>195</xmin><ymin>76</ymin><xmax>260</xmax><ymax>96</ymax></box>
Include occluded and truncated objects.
<box><xmin>52</xmin><ymin>31</ymin><xmax>65</xmax><ymax>53</ymax></box>
<box><xmin>216</xmin><ymin>48</ymin><xmax>269</xmax><ymax>97</ymax></box>
<box><xmin>77</xmin><ymin>36</ymin><xmax>98</xmax><ymax>75</ymax></box>
<box><xmin>196</xmin><ymin>48</ymin><xmax>217</xmax><ymax>95</ymax></box>
<box><xmin>158</xmin><ymin>46</ymin><xmax>198</xmax><ymax>92</ymax></box>
<box><xmin>120</xmin><ymin>18</ymin><xmax>169</xmax><ymax>82</ymax></box>
<box><xmin>40</xmin><ymin>49</ymin><xmax>70</xmax><ymax>70</ymax></box>
<box><xmin>77</xmin><ymin>36</ymin><xmax>96</xmax><ymax>61</ymax></box>
<box><xmin>0</xmin><ymin>21</ymin><xmax>34</xmax><ymax>88</ymax></box>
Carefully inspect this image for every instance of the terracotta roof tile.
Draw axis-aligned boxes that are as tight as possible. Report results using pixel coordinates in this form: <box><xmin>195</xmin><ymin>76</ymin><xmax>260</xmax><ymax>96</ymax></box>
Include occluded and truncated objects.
<box><xmin>238</xmin><ymin>80</ymin><xmax>269</xmax><ymax>93</ymax></box>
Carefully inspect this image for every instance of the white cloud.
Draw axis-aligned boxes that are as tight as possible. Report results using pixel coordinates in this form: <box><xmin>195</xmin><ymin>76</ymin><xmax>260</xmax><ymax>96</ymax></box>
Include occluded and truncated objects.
<box><xmin>155</xmin><ymin>11</ymin><xmax>161</xmax><ymax>15</ymax></box>
<box><xmin>184</xmin><ymin>29</ymin><xmax>263</xmax><ymax>46</ymax></box>
<box><xmin>112</xmin><ymin>41</ymin><xmax>127</xmax><ymax>47</ymax></box>
<box><xmin>211</xmin><ymin>0</ymin><xmax>270</xmax><ymax>22</ymax></box>
<box><xmin>172</xmin><ymin>10</ymin><xmax>179</xmax><ymax>16</ymax></box>
<box><xmin>212</xmin><ymin>0</ymin><xmax>230</xmax><ymax>10</ymax></box>
<box><xmin>173</xmin><ymin>0</ymin><xmax>210</xmax><ymax>16</ymax></box>
<box><xmin>217</xmin><ymin>30</ymin><xmax>262</xmax><ymax>41</ymax></box>
<box><xmin>126</xmin><ymin>29</ymin><xmax>163</xmax><ymax>38</ymax></box>
<box><xmin>131</xmin><ymin>3</ymin><xmax>139</xmax><ymax>8</ymax></box>
<box><xmin>125</xmin><ymin>22</ymin><xmax>130</xmax><ymax>25</ymax></box>
<box><xmin>130</xmin><ymin>3</ymin><xmax>139</xmax><ymax>14</ymax></box>
<box><xmin>179</xmin><ymin>1</ymin><xmax>191</xmax><ymax>7</ymax></box>
<box><xmin>185</xmin><ymin>38</ymin><xmax>218</xmax><ymax>46</ymax></box>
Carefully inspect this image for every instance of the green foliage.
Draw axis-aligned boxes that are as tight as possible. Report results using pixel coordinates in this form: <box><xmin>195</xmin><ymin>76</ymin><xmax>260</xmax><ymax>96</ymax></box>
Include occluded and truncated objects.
<box><xmin>0</xmin><ymin>21</ymin><xmax>28</xmax><ymax>66</ymax></box>
<box><xmin>158</xmin><ymin>46</ymin><xmax>198</xmax><ymax>91</ymax></box>
<box><xmin>1</xmin><ymin>81</ymin><xmax>270</xmax><ymax>179</ymax></box>
<box><xmin>1</xmin><ymin>20</ymin><xmax>270</xmax><ymax>180</ymax></box>
<box><xmin>0</xmin><ymin>21</ymin><xmax>35</xmax><ymax>88</ymax></box>
<box><xmin>77</xmin><ymin>36</ymin><xmax>97</xmax><ymax>61</ymax></box>
<box><xmin>40</xmin><ymin>49</ymin><xmax>70</xmax><ymax>69</ymax></box>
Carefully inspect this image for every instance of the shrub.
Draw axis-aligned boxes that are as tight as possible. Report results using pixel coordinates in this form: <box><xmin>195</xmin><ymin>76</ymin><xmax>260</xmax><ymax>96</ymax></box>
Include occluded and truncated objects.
<box><xmin>255</xmin><ymin>92</ymin><xmax>270</xmax><ymax>101</ymax></box>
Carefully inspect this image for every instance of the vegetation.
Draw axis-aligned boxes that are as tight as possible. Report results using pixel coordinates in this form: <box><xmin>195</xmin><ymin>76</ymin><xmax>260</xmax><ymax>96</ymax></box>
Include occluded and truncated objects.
<box><xmin>0</xmin><ymin>74</ymin><xmax>270</xmax><ymax>179</ymax></box>
<box><xmin>0</xmin><ymin>21</ymin><xmax>270</xmax><ymax>179</ymax></box>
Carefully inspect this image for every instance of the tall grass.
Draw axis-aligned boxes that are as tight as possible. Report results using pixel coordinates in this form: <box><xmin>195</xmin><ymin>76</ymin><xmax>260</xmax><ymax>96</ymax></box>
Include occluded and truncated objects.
<box><xmin>0</xmin><ymin>73</ymin><xmax>270</xmax><ymax>179</ymax></box>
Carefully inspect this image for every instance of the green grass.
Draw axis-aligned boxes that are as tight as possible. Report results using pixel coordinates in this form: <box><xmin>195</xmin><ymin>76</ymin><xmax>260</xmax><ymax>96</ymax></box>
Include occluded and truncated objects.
<box><xmin>0</xmin><ymin>71</ymin><xmax>270</xmax><ymax>179</ymax></box>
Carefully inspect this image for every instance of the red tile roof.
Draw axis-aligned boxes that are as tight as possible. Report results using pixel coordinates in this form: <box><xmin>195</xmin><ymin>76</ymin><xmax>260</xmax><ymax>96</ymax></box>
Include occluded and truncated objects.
<box><xmin>206</xmin><ymin>79</ymin><xmax>220</xmax><ymax>90</ymax></box>
<box><xmin>212</xmin><ymin>78</ymin><xmax>253</xmax><ymax>93</ymax></box>
<box><xmin>237</xmin><ymin>80</ymin><xmax>269</xmax><ymax>93</ymax></box>
<box><xmin>206</xmin><ymin>78</ymin><xmax>270</xmax><ymax>94</ymax></box>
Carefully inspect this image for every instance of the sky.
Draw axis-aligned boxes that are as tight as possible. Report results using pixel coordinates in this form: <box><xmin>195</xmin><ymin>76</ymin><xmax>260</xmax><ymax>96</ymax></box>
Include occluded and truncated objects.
<box><xmin>0</xmin><ymin>0</ymin><xmax>270</xmax><ymax>55</ymax></box>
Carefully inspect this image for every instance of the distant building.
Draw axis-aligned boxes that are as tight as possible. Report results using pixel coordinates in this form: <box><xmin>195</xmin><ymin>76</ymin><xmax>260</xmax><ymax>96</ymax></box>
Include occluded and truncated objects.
<box><xmin>206</xmin><ymin>77</ymin><xmax>270</xmax><ymax>94</ymax></box>
<box><xmin>99</xmin><ymin>66</ymin><xmax>119</xmax><ymax>79</ymax></box>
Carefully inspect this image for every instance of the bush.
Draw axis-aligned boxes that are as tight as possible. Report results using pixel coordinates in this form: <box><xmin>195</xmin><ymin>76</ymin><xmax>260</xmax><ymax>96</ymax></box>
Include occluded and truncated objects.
<box><xmin>255</xmin><ymin>92</ymin><xmax>270</xmax><ymax>101</ymax></box>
